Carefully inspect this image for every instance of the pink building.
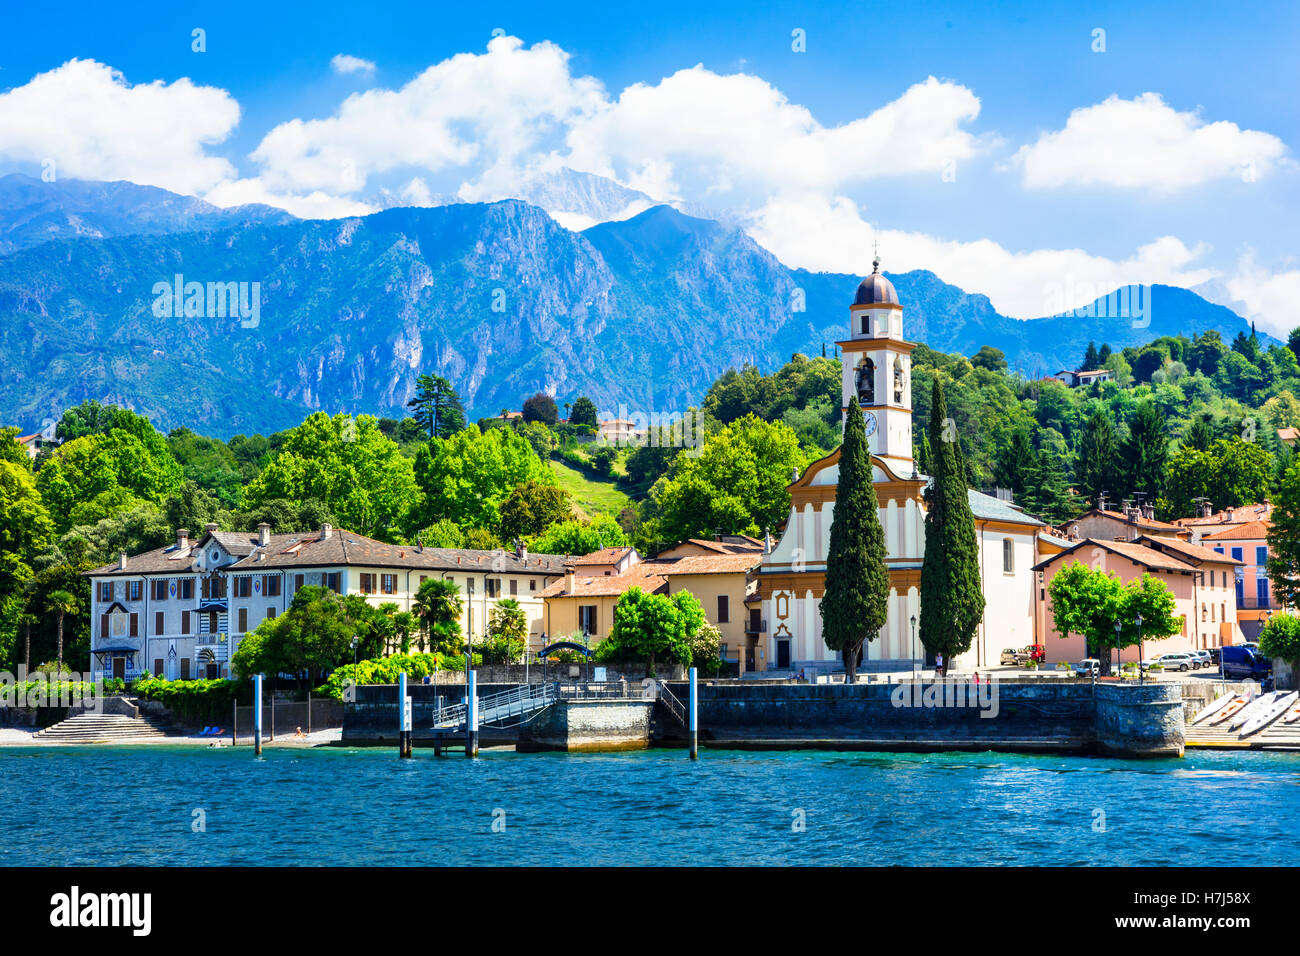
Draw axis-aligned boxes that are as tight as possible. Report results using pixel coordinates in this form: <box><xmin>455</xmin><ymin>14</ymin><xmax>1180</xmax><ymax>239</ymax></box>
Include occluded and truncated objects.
<box><xmin>1033</xmin><ymin>536</ymin><xmax>1243</xmax><ymax>664</ymax></box>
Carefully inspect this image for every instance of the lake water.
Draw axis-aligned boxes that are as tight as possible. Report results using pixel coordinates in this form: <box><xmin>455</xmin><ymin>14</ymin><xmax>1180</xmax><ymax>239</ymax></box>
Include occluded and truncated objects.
<box><xmin>2</xmin><ymin>745</ymin><xmax>1296</xmax><ymax>866</ymax></box>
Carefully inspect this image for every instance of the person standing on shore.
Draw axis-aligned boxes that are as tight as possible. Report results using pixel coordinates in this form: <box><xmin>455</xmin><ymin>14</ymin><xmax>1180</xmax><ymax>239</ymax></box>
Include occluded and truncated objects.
<box><xmin>935</xmin><ymin>652</ymin><xmax>944</xmax><ymax>678</ymax></box>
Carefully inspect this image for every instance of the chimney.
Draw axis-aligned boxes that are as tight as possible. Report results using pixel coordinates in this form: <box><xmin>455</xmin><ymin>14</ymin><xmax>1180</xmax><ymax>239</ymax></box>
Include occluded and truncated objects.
<box><xmin>257</xmin><ymin>522</ymin><xmax>271</xmax><ymax>547</ymax></box>
<box><xmin>515</xmin><ymin>538</ymin><xmax>527</xmax><ymax>561</ymax></box>
<box><xmin>763</xmin><ymin>527</ymin><xmax>773</xmax><ymax>554</ymax></box>
<box><xmin>565</xmin><ymin>569</ymin><xmax>575</xmax><ymax>594</ymax></box>
<box><xmin>176</xmin><ymin>528</ymin><xmax>190</xmax><ymax>550</ymax></box>
<box><xmin>117</xmin><ymin>551</ymin><xmax>127</xmax><ymax>571</ymax></box>
<box><xmin>205</xmin><ymin>521</ymin><xmax>218</xmax><ymax>534</ymax></box>
<box><xmin>1200</xmin><ymin>500</ymin><xmax>1212</xmax><ymax>518</ymax></box>
<box><xmin>319</xmin><ymin>523</ymin><xmax>333</xmax><ymax>541</ymax></box>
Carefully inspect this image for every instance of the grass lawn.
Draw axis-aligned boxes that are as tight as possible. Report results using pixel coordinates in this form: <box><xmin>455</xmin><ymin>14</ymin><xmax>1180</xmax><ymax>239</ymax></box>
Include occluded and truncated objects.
<box><xmin>550</xmin><ymin>460</ymin><xmax>631</xmax><ymax>519</ymax></box>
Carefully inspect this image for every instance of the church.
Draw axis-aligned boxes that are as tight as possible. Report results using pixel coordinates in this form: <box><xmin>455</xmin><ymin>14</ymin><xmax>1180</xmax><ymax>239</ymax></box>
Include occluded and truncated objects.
<box><xmin>756</xmin><ymin>258</ymin><xmax>1050</xmax><ymax>674</ymax></box>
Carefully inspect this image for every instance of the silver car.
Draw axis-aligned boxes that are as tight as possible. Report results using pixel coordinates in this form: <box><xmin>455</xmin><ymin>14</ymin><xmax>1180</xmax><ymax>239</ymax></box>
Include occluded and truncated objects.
<box><xmin>1187</xmin><ymin>650</ymin><xmax>1211</xmax><ymax>668</ymax></box>
<box><xmin>1151</xmin><ymin>653</ymin><xmax>1193</xmax><ymax>672</ymax></box>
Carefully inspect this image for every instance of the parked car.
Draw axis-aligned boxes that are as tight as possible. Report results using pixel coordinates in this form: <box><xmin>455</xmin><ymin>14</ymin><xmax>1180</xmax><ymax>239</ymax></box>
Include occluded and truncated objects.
<box><xmin>1022</xmin><ymin>644</ymin><xmax>1046</xmax><ymax>663</ymax></box>
<box><xmin>1072</xmin><ymin>658</ymin><xmax>1100</xmax><ymax>677</ymax></box>
<box><xmin>999</xmin><ymin>648</ymin><xmax>1020</xmax><ymax>665</ymax></box>
<box><xmin>1151</xmin><ymin>653</ymin><xmax>1193</xmax><ymax>672</ymax></box>
<box><xmin>1220</xmin><ymin>644</ymin><xmax>1273</xmax><ymax>680</ymax></box>
<box><xmin>1188</xmin><ymin>650</ymin><xmax>1212</xmax><ymax>668</ymax></box>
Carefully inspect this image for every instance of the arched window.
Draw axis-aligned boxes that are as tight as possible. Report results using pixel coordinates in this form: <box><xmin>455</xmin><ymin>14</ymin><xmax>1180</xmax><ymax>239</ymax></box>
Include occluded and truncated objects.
<box><xmin>855</xmin><ymin>357</ymin><xmax>875</xmax><ymax>404</ymax></box>
<box><xmin>893</xmin><ymin>356</ymin><xmax>906</xmax><ymax>404</ymax></box>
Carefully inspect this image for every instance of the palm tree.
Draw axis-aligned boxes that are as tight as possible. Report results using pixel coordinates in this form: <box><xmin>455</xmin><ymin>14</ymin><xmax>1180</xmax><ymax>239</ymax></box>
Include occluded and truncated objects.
<box><xmin>488</xmin><ymin>598</ymin><xmax>528</xmax><ymax>663</ymax></box>
<box><xmin>413</xmin><ymin>578</ymin><xmax>464</xmax><ymax>655</ymax></box>
<box><xmin>45</xmin><ymin>589</ymin><xmax>77</xmax><ymax>670</ymax></box>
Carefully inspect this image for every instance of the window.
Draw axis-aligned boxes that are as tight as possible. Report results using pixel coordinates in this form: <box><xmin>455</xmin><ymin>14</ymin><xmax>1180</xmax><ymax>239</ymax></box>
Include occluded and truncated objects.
<box><xmin>182</xmin><ymin>611</ymin><xmax>191</xmax><ymax>635</ymax></box>
<box><xmin>1256</xmin><ymin>546</ymin><xmax>1268</xmax><ymax>566</ymax></box>
<box><xmin>324</xmin><ymin>573</ymin><xmax>341</xmax><ymax>593</ymax></box>
<box><xmin>233</xmin><ymin>577</ymin><xmax>252</xmax><ymax>598</ymax></box>
<box><xmin>179</xmin><ymin>578</ymin><xmax>194</xmax><ymax>600</ymax></box>
<box><xmin>266</xmin><ymin>607</ymin><xmax>276</xmax><ymax>621</ymax></box>
<box><xmin>381</xmin><ymin>574</ymin><xmax>396</xmax><ymax>595</ymax></box>
<box><xmin>237</xmin><ymin>608</ymin><xmax>248</xmax><ymax>632</ymax></box>
<box><xmin>1231</xmin><ymin>547</ymin><xmax>1243</xmax><ymax>562</ymax></box>
<box><xmin>486</xmin><ymin>578</ymin><xmax>500</xmax><ymax>598</ymax></box>
<box><xmin>1002</xmin><ymin>538</ymin><xmax>1015</xmax><ymax>573</ymax></box>
<box><xmin>294</xmin><ymin>574</ymin><xmax>305</xmax><ymax>592</ymax></box>
<box><xmin>155</xmin><ymin>611</ymin><xmax>164</xmax><ymax>635</ymax></box>
<box><xmin>530</xmin><ymin>579</ymin><xmax>536</xmax><ymax>592</ymax></box>
<box><xmin>1256</xmin><ymin>576</ymin><xmax>1270</xmax><ymax>608</ymax></box>
<box><xmin>128</xmin><ymin>581</ymin><xmax>141</xmax><ymax>602</ymax></box>
<box><xmin>466</xmin><ymin>579</ymin><xmax>475</xmax><ymax>595</ymax></box>
<box><xmin>129</xmin><ymin>613</ymin><xmax>138</xmax><ymax>637</ymax></box>
<box><xmin>717</xmin><ymin>595</ymin><xmax>730</xmax><ymax>623</ymax></box>
<box><xmin>99</xmin><ymin>613</ymin><xmax>109</xmax><ymax>639</ymax></box>
<box><xmin>263</xmin><ymin>575</ymin><xmax>281</xmax><ymax>597</ymax></box>
<box><xmin>579</xmin><ymin>605</ymin><xmax>598</xmax><ymax>636</ymax></box>
<box><xmin>420</xmin><ymin>575</ymin><xmax>428</xmax><ymax>584</ymax></box>
<box><xmin>99</xmin><ymin>582</ymin><xmax>113</xmax><ymax>602</ymax></box>
<box><xmin>360</xmin><ymin>573</ymin><xmax>376</xmax><ymax>594</ymax></box>
<box><xmin>150</xmin><ymin>580</ymin><xmax>164</xmax><ymax>601</ymax></box>
<box><xmin>509</xmin><ymin>579</ymin><xmax>518</xmax><ymax>596</ymax></box>
<box><xmin>1209</xmin><ymin>570</ymin><xmax>1215</xmax><ymax>588</ymax></box>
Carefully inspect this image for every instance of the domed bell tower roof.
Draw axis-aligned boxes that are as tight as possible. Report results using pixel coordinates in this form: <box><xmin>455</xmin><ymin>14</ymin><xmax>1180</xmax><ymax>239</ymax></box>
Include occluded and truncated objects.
<box><xmin>854</xmin><ymin>257</ymin><xmax>898</xmax><ymax>306</ymax></box>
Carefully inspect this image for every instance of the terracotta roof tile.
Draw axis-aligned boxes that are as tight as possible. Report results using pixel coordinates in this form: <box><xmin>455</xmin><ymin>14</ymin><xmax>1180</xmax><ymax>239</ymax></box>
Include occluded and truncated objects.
<box><xmin>1202</xmin><ymin>520</ymin><xmax>1271</xmax><ymax>541</ymax></box>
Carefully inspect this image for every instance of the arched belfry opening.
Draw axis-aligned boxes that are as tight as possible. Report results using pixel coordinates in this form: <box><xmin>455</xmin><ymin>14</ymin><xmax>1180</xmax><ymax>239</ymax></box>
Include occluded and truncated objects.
<box><xmin>893</xmin><ymin>355</ymin><xmax>906</xmax><ymax>404</ymax></box>
<box><xmin>855</xmin><ymin>356</ymin><xmax>875</xmax><ymax>405</ymax></box>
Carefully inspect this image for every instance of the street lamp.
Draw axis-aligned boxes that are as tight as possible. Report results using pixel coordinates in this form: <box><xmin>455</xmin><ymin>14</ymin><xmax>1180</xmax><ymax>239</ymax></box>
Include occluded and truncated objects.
<box><xmin>910</xmin><ymin>615</ymin><xmax>917</xmax><ymax>683</ymax></box>
<box><xmin>1135</xmin><ymin>612</ymin><xmax>1144</xmax><ymax>685</ymax></box>
<box><xmin>1113</xmin><ymin>620</ymin><xmax>1122</xmax><ymax>679</ymax></box>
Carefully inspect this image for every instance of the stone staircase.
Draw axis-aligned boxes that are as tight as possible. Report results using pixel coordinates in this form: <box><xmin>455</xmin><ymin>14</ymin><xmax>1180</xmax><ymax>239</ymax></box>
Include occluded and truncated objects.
<box><xmin>35</xmin><ymin>712</ymin><xmax>171</xmax><ymax>743</ymax></box>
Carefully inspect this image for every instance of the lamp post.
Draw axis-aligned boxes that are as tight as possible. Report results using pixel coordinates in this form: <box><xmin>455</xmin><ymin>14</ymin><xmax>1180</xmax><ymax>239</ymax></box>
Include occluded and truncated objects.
<box><xmin>910</xmin><ymin>615</ymin><xmax>917</xmax><ymax>683</ymax></box>
<box><xmin>1113</xmin><ymin>620</ymin><xmax>1122</xmax><ymax>679</ymax></box>
<box><xmin>1136</xmin><ymin>612</ymin><xmax>1144</xmax><ymax>685</ymax></box>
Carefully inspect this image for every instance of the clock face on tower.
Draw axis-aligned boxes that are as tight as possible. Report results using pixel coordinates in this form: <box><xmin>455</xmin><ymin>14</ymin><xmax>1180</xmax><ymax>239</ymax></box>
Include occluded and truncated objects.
<box><xmin>862</xmin><ymin>410</ymin><xmax>878</xmax><ymax>436</ymax></box>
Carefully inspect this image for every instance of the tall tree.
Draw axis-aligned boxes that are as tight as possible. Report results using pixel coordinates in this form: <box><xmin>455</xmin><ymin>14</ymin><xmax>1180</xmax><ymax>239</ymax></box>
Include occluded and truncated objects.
<box><xmin>1075</xmin><ymin>411</ymin><xmax>1119</xmax><ymax>508</ymax></box>
<box><xmin>993</xmin><ymin>428</ymin><xmax>1035</xmax><ymax>497</ymax></box>
<box><xmin>412</xmin><ymin>578</ymin><xmax>465</xmax><ymax>654</ymax></box>
<box><xmin>1120</xmin><ymin>401</ymin><xmax>1169</xmax><ymax>504</ymax></box>
<box><xmin>568</xmin><ymin>396</ymin><xmax>599</xmax><ymax>428</ymax></box>
<box><xmin>407</xmin><ymin>374</ymin><xmax>466</xmax><ymax>440</ymax></box>
<box><xmin>522</xmin><ymin>392</ymin><xmax>559</xmax><ymax>426</ymax></box>
<box><xmin>1267</xmin><ymin>457</ymin><xmax>1300</xmax><ymax>610</ymax></box>
<box><xmin>1082</xmin><ymin>341</ymin><xmax>1100</xmax><ymax>372</ymax></box>
<box><xmin>820</xmin><ymin>396</ymin><xmax>890</xmax><ymax>682</ymax></box>
<box><xmin>45</xmin><ymin>589</ymin><xmax>77</xmax><ymax>669</ymax></box>
<box><xmin>919</xmin><ymin>380</ymin><xmax>985</xmax><ymax>667</ymax></box>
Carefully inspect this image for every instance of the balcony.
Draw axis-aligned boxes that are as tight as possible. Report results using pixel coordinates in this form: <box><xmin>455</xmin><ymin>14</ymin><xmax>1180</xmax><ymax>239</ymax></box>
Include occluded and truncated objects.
<box><xmin>744</xmin><ymin>619</ymin><xmax>768</xmax><ymax>635</ymax></box>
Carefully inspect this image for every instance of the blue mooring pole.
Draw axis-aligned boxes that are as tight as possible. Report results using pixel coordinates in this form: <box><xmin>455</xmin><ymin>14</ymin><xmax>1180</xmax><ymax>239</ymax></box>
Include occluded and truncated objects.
<box><xmin>398</xmin><ymin>671</ymin><xmax>412</xmax><ymax>758</ymax></box>
<box><xmin>689</xmin><ymin>666</ymin><xmax>698</xmax><ymax>760</ymax></box>
<box><xmin>253</xmin><ymin>673</ymin><xmax>263</xmax><ymax>756</ymax></box>
<box><xmin>466</xmin><ymin>668</ymin><xmax>479</xmax><ymax>757</ymax></box>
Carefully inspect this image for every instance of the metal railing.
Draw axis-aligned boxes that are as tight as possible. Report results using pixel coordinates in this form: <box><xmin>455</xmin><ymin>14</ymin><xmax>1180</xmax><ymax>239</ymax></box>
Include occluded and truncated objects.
<box><xmin>432</xmin><ymin>682</ymin><xmax>556</xmax><ymax>730</ymax></box>
<box><xmin>656</xmin><ymin>682</ymin><xmax>686</xmax><ymax>725</ymax></box>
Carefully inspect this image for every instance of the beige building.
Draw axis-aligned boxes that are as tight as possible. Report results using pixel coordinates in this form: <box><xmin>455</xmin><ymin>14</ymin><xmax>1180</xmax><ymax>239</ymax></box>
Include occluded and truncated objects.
<box><xmin>1060</xmin><ymin>506</ymin><xmax>1186</xmax><ymax>544</ymax></box>
<box><xmin>540</xmin><ymin>546</ymin><xmax>762</xmax><ymax>672</ymax></box>
<box><xmin>86</xmin><ymin>522</ymin><xmax>567</xmax><ymax>681</ymax></box>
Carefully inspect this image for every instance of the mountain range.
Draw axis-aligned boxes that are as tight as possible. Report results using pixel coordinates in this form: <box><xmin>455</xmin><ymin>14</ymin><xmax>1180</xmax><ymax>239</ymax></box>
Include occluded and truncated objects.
<box><xmin>0</xmin><ymin>172</ymin><xmax>1269</xmax><ymax>439</ymax></box>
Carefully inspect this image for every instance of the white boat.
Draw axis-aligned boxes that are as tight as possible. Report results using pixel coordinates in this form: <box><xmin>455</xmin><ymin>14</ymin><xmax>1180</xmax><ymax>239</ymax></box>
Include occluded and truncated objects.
<box><xmin>1210</xmin><ymin>694</ymin><xmax>1253</xmax><ymax>725</ymax></box>
<box><xmin>1229</xmin><ymin>691</ymin><xmax>1281</xmax><ymax>732</ymax></box>
<box><xmin>1239</xmin><ymin>691</ymin><xmax>1298</xmax><ymax>738</ymax></box>
<box><xmin>1284</xmin><ymin>698</ymin><xmax>1300</xmax><ymax>724</ymax></box>
<box><xmin>1192</xmin><ymin>693</ymin><xmax>1238</xmax><ymax>725</ymax></box>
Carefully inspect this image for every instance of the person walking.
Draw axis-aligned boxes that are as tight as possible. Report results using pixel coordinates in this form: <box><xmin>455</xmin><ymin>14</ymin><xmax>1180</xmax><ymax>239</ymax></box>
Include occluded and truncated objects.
<box><xmin>935</xmin><ymin>652</ymin><xmax>944</xmax><ymax>679</ymax></box>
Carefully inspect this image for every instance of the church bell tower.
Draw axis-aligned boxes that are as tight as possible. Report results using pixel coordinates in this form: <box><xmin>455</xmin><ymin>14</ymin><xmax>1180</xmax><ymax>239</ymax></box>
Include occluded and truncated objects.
<box><xmin>839</xmin><ymin>255</ymin><xmax>915</xmax><ymax>476</ymax></box>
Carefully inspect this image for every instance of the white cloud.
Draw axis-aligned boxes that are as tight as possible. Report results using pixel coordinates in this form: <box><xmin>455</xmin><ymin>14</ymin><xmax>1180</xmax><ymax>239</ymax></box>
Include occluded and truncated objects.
<box><xmin>747</xmin><ymin>194</ymin><xmax>1216</xmax><ymax>319</ymax></box>
<box><xmin>251</xmin><ymin>35</ymin><xmax>606</xmax><ymax>197</ymax></box>
<box><xmin>1225</xmin><ymin>251</ymin><xmax>1300</xmax><ymax>338</ymax></box>
<box><xmin>1011</xmin><ymin>92</ymin><xmax>1290</xmax><ymax>191</ymax></box>
<box><xmin>563</xmin><ymin>71</ymin><xmax>986</xmax><ymax>204</ymax></box>
<box><xmin>0</xmin><ymin>58</ymin><xmax>239</xmax><ymax>195</ymax></box>
<box><xmin>203</xmin><ymin>177</ymin><xmax>375</xmax><ymax>219</ymax></box>
<box><xmin>331</xmin><ymin>54</ymin><xmax>377</xmax><ymax>78</ymax></box>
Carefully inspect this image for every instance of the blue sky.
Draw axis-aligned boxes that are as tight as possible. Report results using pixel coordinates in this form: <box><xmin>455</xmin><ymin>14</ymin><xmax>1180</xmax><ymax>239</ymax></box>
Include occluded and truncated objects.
<box><xmin>1</xmin><ymin>0</ymin><xmax>1297</xmax><ymax>331</ymax></box>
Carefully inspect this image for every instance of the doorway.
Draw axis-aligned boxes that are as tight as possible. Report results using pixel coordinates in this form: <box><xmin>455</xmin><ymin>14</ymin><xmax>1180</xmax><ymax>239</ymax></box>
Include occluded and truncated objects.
<box><xmin>112</xmin><ymin>657</ymin><xmax>125</xmax><ymax>680</ymax></box>
<box><xmin>776</xmin><ymin>639</ymin><xmax>791</xmax><ymax>669</ymax></box>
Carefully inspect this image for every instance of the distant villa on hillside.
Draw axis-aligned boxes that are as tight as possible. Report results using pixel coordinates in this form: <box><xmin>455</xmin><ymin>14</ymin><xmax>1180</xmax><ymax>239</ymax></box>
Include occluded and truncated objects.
<box><xmin>1051</xmin><ymin>368</ymin><xmax>1114</xmax><ymax>387</ymax></box>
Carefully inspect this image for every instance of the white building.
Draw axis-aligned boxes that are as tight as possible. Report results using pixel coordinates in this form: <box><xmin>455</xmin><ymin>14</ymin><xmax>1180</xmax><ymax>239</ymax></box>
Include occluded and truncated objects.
<box><xmin>85</xmin><ymin>522</ymin><xmax>566</xmax><ymax>682</ymax></box>
<box><xmin>757</xmin><ymin>259</ymin><xmax>1045</xmax><ymax>674</ymax></box>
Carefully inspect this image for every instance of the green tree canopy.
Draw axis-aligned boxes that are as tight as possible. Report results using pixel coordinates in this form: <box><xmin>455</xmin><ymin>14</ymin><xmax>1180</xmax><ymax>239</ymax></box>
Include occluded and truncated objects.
<box><xmin>240</xmin><ymin>413</ymin><xmax>418</xmax><ymax>540</ymax></box>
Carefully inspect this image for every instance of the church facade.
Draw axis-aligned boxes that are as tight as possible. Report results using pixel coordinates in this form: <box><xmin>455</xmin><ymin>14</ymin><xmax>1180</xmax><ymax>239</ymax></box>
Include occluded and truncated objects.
<box><xmin>757</xmin><ymin>260</ymin><xmax>1046</xmax><ymax>674</ymax></box>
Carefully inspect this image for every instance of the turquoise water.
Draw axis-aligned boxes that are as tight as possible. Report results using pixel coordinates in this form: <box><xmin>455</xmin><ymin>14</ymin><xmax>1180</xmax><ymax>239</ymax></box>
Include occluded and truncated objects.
<box><xmin>2</xmin><ymin>746</ymin><xmax>1297</xmax><ymax>866</ymax></box>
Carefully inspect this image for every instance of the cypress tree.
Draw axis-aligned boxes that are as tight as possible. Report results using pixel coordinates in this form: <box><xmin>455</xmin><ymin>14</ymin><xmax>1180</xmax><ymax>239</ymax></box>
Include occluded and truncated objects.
<box><xmin>1083</xmin><ymin>341</ymin><xmax>1100</xmax><ymax>372</ymax></box>
<box><xmin>920</xmin><ymin>379</ymin><xmax>986</xmax><ymax>667</ymax></box>
<box><xmin>994</xmin><ymin>428</ymin><xmax>1035</xmax><ymax>496</ymax></box>
<box><xmin>821</xmin><ymin>395</ymin><xmax>890</xmax><ymax>682</ymax></box>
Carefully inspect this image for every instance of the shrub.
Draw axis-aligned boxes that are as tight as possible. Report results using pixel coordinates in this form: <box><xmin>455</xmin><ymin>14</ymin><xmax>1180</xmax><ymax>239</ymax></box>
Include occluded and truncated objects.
<box><xmin>131</xmin><ymin>675</ymin><xmax>247</xmax><ymax>724</ymax></box>
<box><xmin>315</xmin><ymin>652</ymin><xmax>475</xmax><ymax>700</ymax></box>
